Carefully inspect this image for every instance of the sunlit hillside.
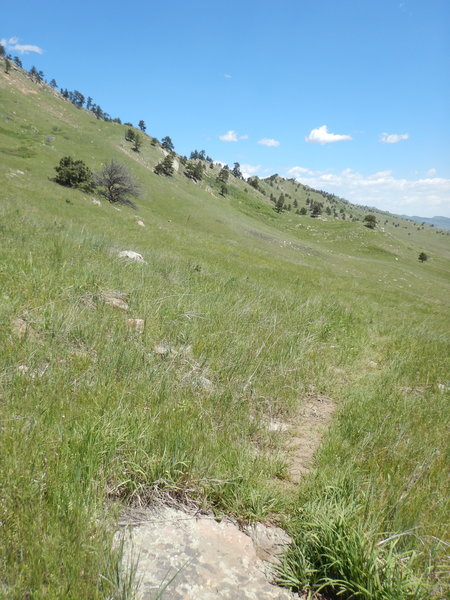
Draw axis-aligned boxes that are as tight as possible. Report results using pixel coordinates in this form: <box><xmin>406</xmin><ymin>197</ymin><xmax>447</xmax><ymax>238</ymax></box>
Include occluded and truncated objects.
<box><xmin>1</xmin><ymin>61</ymin><xmax>449</xmax><ymax>600</ymax></box>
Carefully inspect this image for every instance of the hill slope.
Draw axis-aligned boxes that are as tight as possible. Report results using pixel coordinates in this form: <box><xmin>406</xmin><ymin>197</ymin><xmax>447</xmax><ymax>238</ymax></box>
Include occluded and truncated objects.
<box><xmin>1</xmin><ymin>63</ymin><xmax>449</xmax><ymax>599</ymax></box>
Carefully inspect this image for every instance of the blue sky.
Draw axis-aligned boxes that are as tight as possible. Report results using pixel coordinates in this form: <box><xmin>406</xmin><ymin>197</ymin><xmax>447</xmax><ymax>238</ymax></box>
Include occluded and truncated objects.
<box><xmin>2</xmin><ymin>0</ymin><xmax>450</xmax><ymax>216</ymax></box>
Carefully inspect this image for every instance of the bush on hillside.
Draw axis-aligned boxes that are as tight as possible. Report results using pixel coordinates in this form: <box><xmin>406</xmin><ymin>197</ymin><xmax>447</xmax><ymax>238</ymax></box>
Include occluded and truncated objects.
<box><xmin>364</xmin><ymin>214</ymin><xmax>377</xmax><ymax>229</ymax></box>
<box><xmin>95</xmin><ymin>160</ymin><xmax>140</xmax><ymax>208</ymax></box>
<box><xmin>54</xmin><ymin>156</ymin><xmax>94</xmax><ymax>190</ymax></box>
<box><xmin>154</xmin><ymin>154</ymin><xmax>174</xmax><ymax>177</ymax></box>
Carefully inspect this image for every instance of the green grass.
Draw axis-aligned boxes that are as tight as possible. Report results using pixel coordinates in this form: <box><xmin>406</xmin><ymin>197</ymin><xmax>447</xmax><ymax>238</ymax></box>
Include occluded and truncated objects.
<box><xmin>0</xmin><ymin>64</ymin><xmax>449</xmax><ymax>599</ymax></box>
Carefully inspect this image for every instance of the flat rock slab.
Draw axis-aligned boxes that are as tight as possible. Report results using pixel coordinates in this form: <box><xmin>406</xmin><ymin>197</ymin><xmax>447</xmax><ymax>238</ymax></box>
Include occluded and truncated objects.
<box><xmin>118</xmin><ymin>505</ymin><xmax>295</xmax><ymax>600</ymax></box>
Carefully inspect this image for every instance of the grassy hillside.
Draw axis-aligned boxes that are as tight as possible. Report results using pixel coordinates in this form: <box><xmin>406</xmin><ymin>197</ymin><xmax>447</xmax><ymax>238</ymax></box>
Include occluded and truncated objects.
<box><xmin>0</xmin><ymin>63</ymin><xmax>449</xmax><ymax>599</ymax></box>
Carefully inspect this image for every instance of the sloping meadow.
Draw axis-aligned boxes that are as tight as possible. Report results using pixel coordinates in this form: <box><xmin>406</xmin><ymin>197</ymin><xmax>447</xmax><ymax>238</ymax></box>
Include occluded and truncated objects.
<box><xmin>1</xmin><ymin>67</ymin><xmax>449</xmax><ymax>598</ymax></box>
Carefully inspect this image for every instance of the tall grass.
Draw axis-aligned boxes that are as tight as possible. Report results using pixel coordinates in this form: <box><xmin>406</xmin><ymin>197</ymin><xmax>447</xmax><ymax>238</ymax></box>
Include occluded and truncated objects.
<box><xmin>0</xmin><ymin>66</ymin><xmax>449</xmax><ymax>598</ymax></box>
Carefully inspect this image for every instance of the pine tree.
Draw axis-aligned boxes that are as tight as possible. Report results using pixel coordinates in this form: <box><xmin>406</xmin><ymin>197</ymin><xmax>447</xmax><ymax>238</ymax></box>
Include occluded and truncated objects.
<box><xmin>217</xmin><ymin>167</ymin><xmax>229</xmax><ymax>184</ymax></box>
<box><xmin>138</xmin><ymin>120</ymin><xmax>146</xmax><ymax>132</ymax></box>
<box><xmin>133</xmin><ymin>132</ymin><xmax>143</xmax><ymax>152</ymax></box>
<box><xmin>161</xmin><ymin>136</ymin><xmax>175</xmax><ymax>152</ymax></box>
<box><xmin>154</xmin><ymin>154</ymin><xmax>174</xmax><ymax>176</ymax></box>
<box><xmin>125</xmin><ymin>128</ymin><xmax>135</xmax><ymax>142</ymax></box>
<box><xmin>232</xmin><ymin>162</ymin><xmax>242</xmax><ymax>178</ymax></box>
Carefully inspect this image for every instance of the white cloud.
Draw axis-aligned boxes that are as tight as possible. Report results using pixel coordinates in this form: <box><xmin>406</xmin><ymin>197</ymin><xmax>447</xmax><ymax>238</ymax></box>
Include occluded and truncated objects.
<box><xmin>286</xmin><ymin>166</ymin><xmax>450</xmax><ymax>217</ymax></box>
<box><xmin>219</xmin><ymin>130</ymin><xmax>248</xmax><ymax>142</ymax></box>
<box><xmin>1</xmin><ymin>36</ymin><xmax>43</xmax><ymax>54</ymax></box>
<box><xmin>241</xmin><ymin>164</ymin><xmax>261</xmax><ymax>179</ymax></box>
<box><xmin>427</xmin><ymin>168</ymin><xmax>437</xmax><ymax>176</ymax></box>
<box><xmin>380</xmin><ymin>132</ymin><xmax>409</xmax><ymax>143</ymax></box>
<box><xmin>258</xmin><ymin>138</ymin><xmax>280</xmax><ymax>147</ymax></box>
<box><xmin>305</xmin><ymin>125</ymin><xmax>352</xmax><ymax>145</ymax></box>
<box><xmin>224</xmin><ymin>74</ymin><xmax>232</xmax><ymax>78</ymax></box>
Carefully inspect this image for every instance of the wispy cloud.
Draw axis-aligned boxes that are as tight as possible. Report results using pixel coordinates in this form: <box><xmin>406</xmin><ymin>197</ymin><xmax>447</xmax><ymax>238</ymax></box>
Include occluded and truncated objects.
<box><xmin>258</xmin><ymin>138</ymin><xmax>280</xmax><ymax>147</ymax></box>
<box><xmin>241</xmin><ymin>164</ymin><xmax>261</xmax><ymax>179</ymax></box>
<box><xmin>224</xmin><ymin>74</ymin><xmax>232</xmax><ymax>78</ymax></box>
<box><xmin>426</xmin><ymin>168</ymin><xmax>437</xmax><ymax>176</ymax></box>
<box><xmin>1</xmin><ymin>36</ymin><xmax>44</xmax><ymax>54</ymax></box>
<box><xmin>380</xmin><ymin>132</ymin><xmax>409</xmax><ymax>143</ymax></box>
<box><xmin>286</xmin><ymin>166</ymin><xmax>450</xmax><ymax>217</ymax></box>
<box><xmin>219</xmin><ymin>130</ymin><xmax>248</xmax><ymax>142</ymax></box>
<box><xmin>305</xmin><ymin>125</ymin><xmax>352</xmax><ymax>145</ymax></box>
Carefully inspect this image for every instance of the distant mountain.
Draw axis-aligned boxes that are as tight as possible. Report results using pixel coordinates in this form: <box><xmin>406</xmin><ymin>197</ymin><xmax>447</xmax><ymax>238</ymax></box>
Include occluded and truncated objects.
<box><xmin>403</xmin><ymin>215</ymin><xmax>450</xmax><ymax>230</ymax></box>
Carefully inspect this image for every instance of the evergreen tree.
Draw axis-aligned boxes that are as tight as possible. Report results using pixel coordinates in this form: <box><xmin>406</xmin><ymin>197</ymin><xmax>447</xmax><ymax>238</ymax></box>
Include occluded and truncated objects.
<box><xmin>232</xmin><ymin>162</ymin><xmax>242</xmax><ymax>178</ymax></box>
<box><xmin>220</xmin><ymin>184</ymin><xmax>228</xmax><ymax>196</ymax></box>
<box><xmin>13</xmin><ymin>56</ymin><xmax>22</xmax><ymax>68</ymax></box>
<box><xmin>4</xmin><ymin>58</ymin><xmax>11</xmax><ymax>74</ymax></box>
<box><xmin>138</xmin><ymin>120</ymin><xmax>146</xmax><ymax>132</ymax></box>
<box><xmin>310</xmin><ymin>201</ymin><xmax>323</xmax><ymax>217</ymax></box>
<box><xmin>299</xmin><ymin>207</ymin><xmax>307</xmax><ymax>215</ymax></box>
<box><xmin>125</xmin><ymin>128</ymin><xmax>135</xmax><ymax>142</ymax></box>
<box><xmin>274</xmin><ymin>195</ymin><xmax>285</xmax><ymax>213</ymax></box>
<box><xmin>217</xmin><ymin>167</ymin><xmax>229</xmax><ymax>184</ymax></box>
<box><xmin>184</xmin><ymin>161</ymin><xmax>203</xmax><ymax>181</ymax></box>
<box><xmin>54</xmin><ymin>156</ymin><xmax>93</xmax><ymax>190</ymax></box>
<box><xmin>161</xmin><ymin>136</ymin><xmax>174</xmax><ymax>152</ymax></box>
<box><xmin>133</xmin><ymin>132</ymin><xmax>143</xmax><ymax>152</ymax></box>
<box><xmin>418</xmin><ymin>252</ymin><xmax>428</xmax><ymax>263</ymax></box>
<box><xmin>154</xmin><ymin>154</ymin><xmax>174</xmax><ymax>176</ymax></box>
<box><xmin>0</xmin><ymin>44</ymin><xmax>5</xmax><ymax>58</ymax></box>
<box><xmin>49</xmin><ymin>78</ymin><xmax>58</xmax><ymax>89</ymax></box>
<box><xmin>86</xmin><ymin>97</ymin><xmax>93</xmax><ymax>110</ymax></box>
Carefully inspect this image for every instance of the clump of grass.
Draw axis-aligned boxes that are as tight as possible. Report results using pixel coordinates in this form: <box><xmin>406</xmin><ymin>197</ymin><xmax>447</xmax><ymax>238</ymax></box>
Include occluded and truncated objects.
<box><xmin>277</xmin><ymin>483</ymin><xmax>427</xmax><ymax>599</ymax></box>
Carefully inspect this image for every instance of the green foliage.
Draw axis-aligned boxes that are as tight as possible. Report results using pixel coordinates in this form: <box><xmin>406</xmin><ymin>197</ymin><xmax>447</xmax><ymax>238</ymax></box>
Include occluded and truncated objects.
<box><xmin>418</xmin><ymin>252</ymin><xmax>428</xmax><ymax>262</ymax></box>
<box><xmin>310</xmin><ymin>200</ymin><xmax>323</xmax><ymax>217</ymax></box>
<box><xmin>216</xmin><ymin>167</ymin><xmax>229</xmax><ymax>184</ymax></box>
<box><xmin>1</xmin><ymin>65</ymin><xmax>449</xmax><ymax>599</ymax></box>
<box><xmin>364</xmin><ymin>214</ymin><xmax>378</xmax><ymax>229</ymax></box>
<box><xmin>184</xmin><ymin>160</ymin><xmax>203</xmax><ymax>182</ymax></box>
<box><xmin>54</xmin><ymin>156</ymin><xmax>93</xmax><ymax>190</ymax></box>
<box><xmin>274</xmin><ymin>194</ymin><xmax>285</xmax><ymax>213</ymax></box>
<box><xmin>161</xmin><ymin>136</ymin><xmax>174</xmax><ymax>152</ymax></box>
<box><xmin>278</xmin><ymin>485</ymin><xmax>427</xmax><ymax>599</ymax></box>
<box><xmin>138</xmin><ymin>120</ymin><xmax>146</xmax><ymax>132</ymax></box>
<box><xmin>232</xmin><ymin>162</ymin><xmax>242</xmax><ymax>178</ymax></box>
<box><xmin>132</xmin><ymin>132</ymin><xmax>143</xmax><ymax>152</ymax></box>
<box><xmin>5</xmin><ymin>57</ymin><xmax>11</xmax><ymax>74</ymax></box>
<box><xmin>125</xmin><ymin>128</ymin><xmax>135</xmax><ymax>142</ymax></box>
<box><xmin>154</xmin><ymin>154</ymin><xmax>174</xmax><ymax>176</ymax></box>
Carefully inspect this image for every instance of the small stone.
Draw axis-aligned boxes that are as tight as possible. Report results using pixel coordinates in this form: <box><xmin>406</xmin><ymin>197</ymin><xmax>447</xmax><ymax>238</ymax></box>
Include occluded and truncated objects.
<box><xmin>267</xmin><ymin>419</ymin><xmax>289</xmax><ymax>432</ymax></box>
<box><xmin>136</xmin><ymin>220</ymin><xmax>145</xmax><ymax>227</ymax></box>
<box><xmin>91</xmin><ymin>198</ymin><xmax>101</xmax><ymax>206</ymax></box>
<box><xmin>118</xmin><ymin>250</ymin><xmax>145</xmax><ymax>263</ymax></box>
<box><xmin>368</xmin><ymin>360</ymin><xmax>378</xmax><ymax>368</ymax></box>
<box><xmin>127</xmin><ymin>318</ymin><xmax>145</xmax><ymax>333</ymax></box>
<box><xmin>11</xmin><ymin>318</ymin><xmax>36</xmax><ymax>339</ymax></box>
<box><xmin>198</xmin><ymin>375</ymin><xmax>214</xmax><ymax>391</ymax></box>
<box><xmin>154</xmin><ymin>344</ymin><xmax>171</xmax><ymax>356</ymax></box>
<box><xmin>103</xmin><ymin>294</ymin><xmax>129</xmax><ymax>311</ymax></box>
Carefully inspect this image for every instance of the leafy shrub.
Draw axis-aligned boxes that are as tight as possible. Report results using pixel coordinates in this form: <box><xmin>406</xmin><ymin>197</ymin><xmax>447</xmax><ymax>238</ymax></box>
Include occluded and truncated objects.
<box><xmin>54</xmin><ymin>156</ymin><xmax>93</xmax><ymax>190</ymax></box>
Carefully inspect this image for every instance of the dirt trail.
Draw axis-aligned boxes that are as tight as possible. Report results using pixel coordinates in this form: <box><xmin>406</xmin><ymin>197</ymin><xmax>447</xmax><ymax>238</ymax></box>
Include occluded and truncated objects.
<box><xmin>287</xmin><ymin>395</ymin><xmax>336</xmax><ymax>483</ymax></box>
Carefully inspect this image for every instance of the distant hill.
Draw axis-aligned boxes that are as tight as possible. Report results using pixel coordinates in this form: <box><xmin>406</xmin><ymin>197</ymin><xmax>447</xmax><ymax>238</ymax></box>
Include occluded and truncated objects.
<box><xmin>403</xmin><ymin>215</ymin><xmax>450</xmax><ymax>230</ymax></box>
